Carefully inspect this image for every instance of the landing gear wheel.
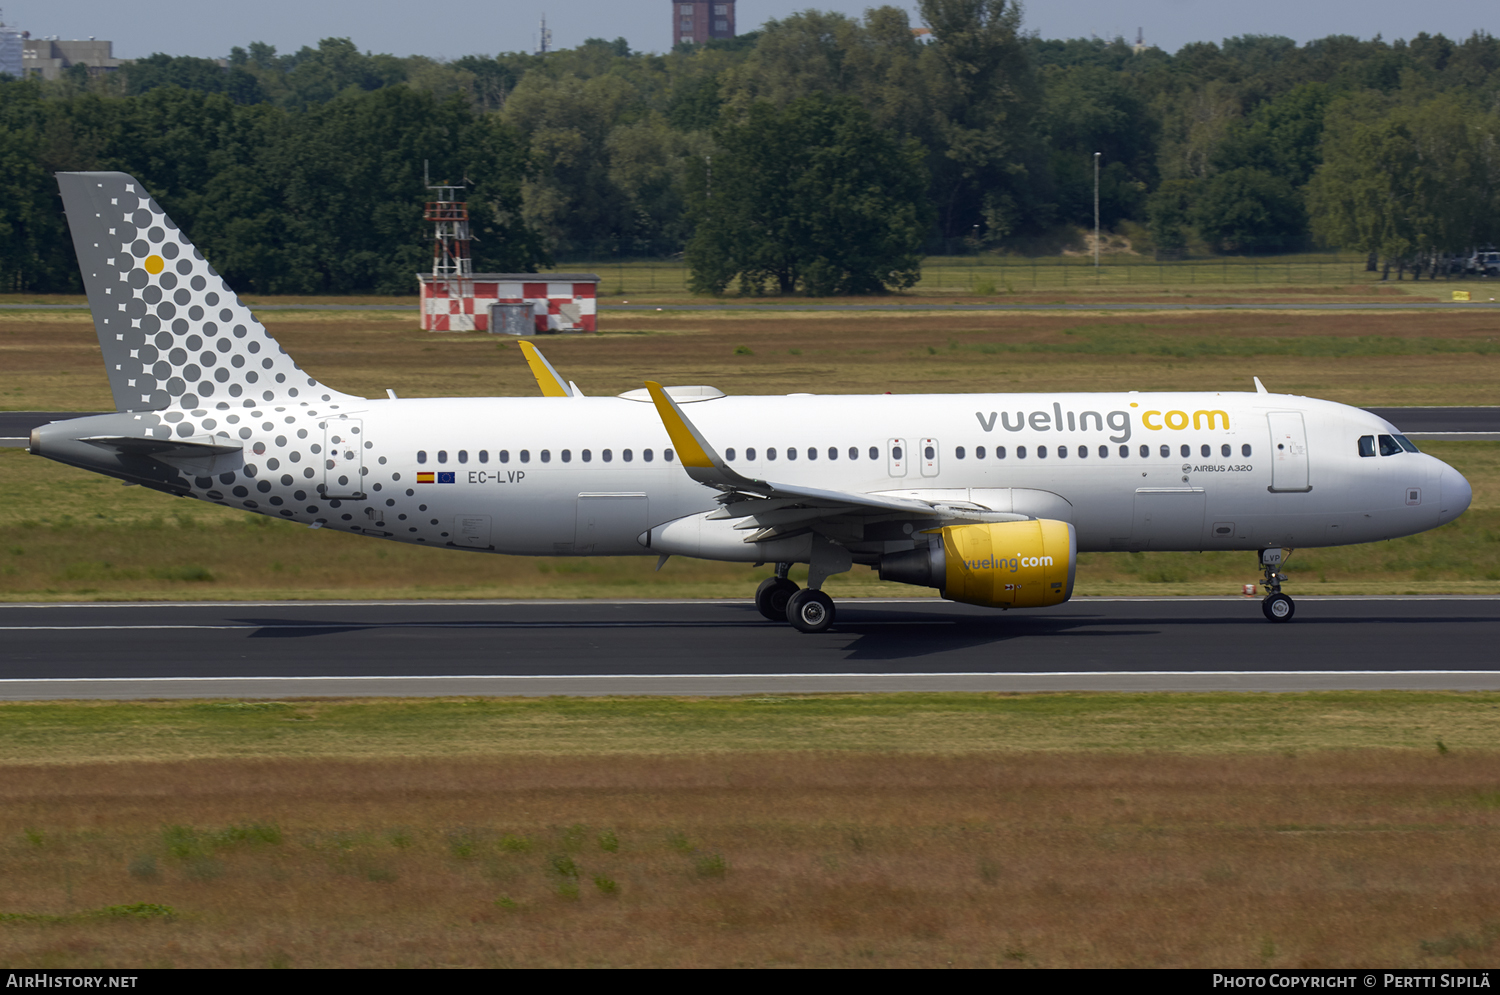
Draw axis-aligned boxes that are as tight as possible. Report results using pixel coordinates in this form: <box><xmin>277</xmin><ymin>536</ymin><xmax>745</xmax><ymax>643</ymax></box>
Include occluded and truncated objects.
<box><xmin>1262</xmin><ymin>593</ymin><xmax>1295</xmax><ymax>622</ymax></box>
<box><xmin>786</xmin><ymin>589</ymin><xmax>836</xmax><ymax>634</ymax></box>
<box><xmin>755</xmin><ymin>577</ymin><xmax>800</xmax><ymax>621</ymax></box>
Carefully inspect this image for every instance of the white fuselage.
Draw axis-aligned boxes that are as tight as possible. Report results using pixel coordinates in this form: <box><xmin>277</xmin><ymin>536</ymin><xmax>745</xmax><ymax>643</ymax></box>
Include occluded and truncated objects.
<box><xmin>186</xmin><ymin>388</ymin><xmax>1467</xmax><ymax>559</ymax></box>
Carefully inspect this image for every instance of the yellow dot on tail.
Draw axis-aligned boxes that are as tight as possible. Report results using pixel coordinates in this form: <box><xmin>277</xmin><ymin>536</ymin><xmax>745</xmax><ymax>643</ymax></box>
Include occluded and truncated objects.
<box><xmin>143</xmin><ymin>255</ymin><xmax>164</xmax><ymax>274</ymax></box>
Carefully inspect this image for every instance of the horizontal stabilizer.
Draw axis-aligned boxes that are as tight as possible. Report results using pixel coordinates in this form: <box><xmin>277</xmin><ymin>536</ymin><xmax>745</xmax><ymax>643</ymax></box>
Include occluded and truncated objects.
<box><xmin>81</xmin><ymin>436</ymin><xmax>243</xmax><ymax>459</ymax></box>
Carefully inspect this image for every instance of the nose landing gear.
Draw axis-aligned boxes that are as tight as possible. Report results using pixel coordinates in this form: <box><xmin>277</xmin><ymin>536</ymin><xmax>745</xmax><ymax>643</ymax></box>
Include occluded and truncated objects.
<box><xmin>1259</xmin><ymin>549</ymin><xmax>1295</xmax><ymax>622</ymax></box>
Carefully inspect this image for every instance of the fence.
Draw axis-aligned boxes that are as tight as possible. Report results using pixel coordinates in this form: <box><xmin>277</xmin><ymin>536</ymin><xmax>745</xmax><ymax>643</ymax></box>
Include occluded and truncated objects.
<box><xmin>541</xmin><ymin>242</ymin><xmax>1482</xmax><ymax>296</ymax></box>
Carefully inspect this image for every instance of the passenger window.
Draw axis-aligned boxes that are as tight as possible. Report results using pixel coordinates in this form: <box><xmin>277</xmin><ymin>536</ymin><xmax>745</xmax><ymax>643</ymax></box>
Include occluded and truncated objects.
<box><xmin>499</xmin><ymin>450</ymin><xmax>510</xmax><ymax>464</ymax></box>
<box><xmin>996</xmin><ymin>446</ymin><xmax>1006</xmax><ymax>459</ymax></box>
<box><xmin>602</xmin><ymin>449</ymin><xmax>612</xmax><ymax>462</ymax></box>
<box><xmin>562</xmin><ymin>450</ymin><xmax>572</xmax><ymax>463</ymax></box>
<box><xmin>1180</xmin><ymin>444</ymin><xmax>1191</xmax><ymax>458</ymax></box>
<box><xmin>1159</xmin><ymin>445</ymin><xmax>1169</xmax><ymax>458</ymax></box>
<box><xmin>1200</xmin><ymin>444</ymin><xmax>1210</xmax><ymax>458</ymax></box>
<box><xmin>623</xmin><ymin>449</ymin><xmax>634</xmax><ymax>462</ymax></box>
<box><xmin>520</xmin><ymin>450</ymin><xmax>530</xmax><ymax>463</ymax></box>
<box><xmin>828</xmin><ymin>447</ymin><xmax>838</xmax><ymax>460</ymax></box>
<box><xmin>787</xmin><ymin>447</ymin><xmax>797</xmax><ymax>461</ymax></box>
<box><xmin>1121</xmin><ymin>445</ymin><xmax>1129</xmax><ymax>458</ymax></box>
<box><xmin>1077</xmin><ymin>445</ymin><xmax>1087</xmax><ymax>459</ymax></box>
<box><xmin>767</xmin><ymin>448</ymin><xmax>777</xmax><ymax>461</ymax></box>
<box><xmin>478</xmin><ymin>451</ymin><xmax>489</xmax><ymax>464</ymax></box>
<box><xmin>868</xmin><ymin>447</ymin><xmax>878</xmax><ymax>460</ymax></box>
<box><xmin>1038</xmin><ymin>445</ymin><xmax>1048</xmax><ymax>458</ymax></box>
<box><xmin>643</xmin><ymin>449</ymin><xmax>653</xmax><ymax>462</ymax></box>
<box><xmin>1057</xmin><ymin>445</ymin><xmax>1067</xmax><ymax>458</ymax></box>
<box><xmin>1358</xmin><ymin>436</ymin><xmax>1375</xmax><ymax>457</ymax></box>
<box><xmin>806</xmin><ymin>447</ymin><xmax>815</xmax><ymax>460</ymax></box>
<box><xmin>891</xmin><ymin>445</ymin><xmax>902</xmax><ymax>460</ymax></box>
<box><xmin>924</xmin><ymin>445</ymin><xmax>935</xmax><ymax>460</ymax></box>
<box><xmin>417</xmin><ymin>450</ymin><xmax>427</xmax><ymax>464</ymax></box>
<box><xmin>458</xmin><ymin>450</ymin><xmax>469</xmax><ymax>464</ymax></box>
<box><xmin>438</xmin><ymin>450</ymin><xmax>448</xmax><ymax>464</ymax></box>
<box><xmin>1101</xmin><ymin>445</ymin><xmax>1111</xmax><ymax>458</ymax></box>
<box><xmin>955</xmin><ymin>446</ymin><xmax>966</xmax><ymax>459</ymax></box>
<box><xmin>665</xmin><ymin>449</ymin><xmax>674</xmax><ymax>462</ymax></box>
<box><xmin>582</xmin><ymin>450</ymin><xmax>592</xmax><ymax>462</ymax></box>
<box><xmin>726</xmin><ymin>448</ymin><xmax>736</xmax><ymax>461</ymax></box>
<box><xmin>1378</xmin><ymin>434</ymin><xmax>1402</xmax><ymax>456</ymax></box>
<box><xmin>540</xmin><ymin>450</ymin><xmax>551</xmax><ymax>463</ymax></box>
<box><xmin>1241</xmin><ymin>444</ymin><xmax>1252</xmax><ymax>457</ymax></box>
<box><xmin>848</xmin><ymin>447</ymin><xmax>858</xmax><ymax>460</ymax></box>
<box><xmin>1017</xmin><ymin>446</ymin><xmax>1027</xmax><ymax>459</ymax></box>
<box><xmin>976</xmin><ymin>446</ymin><xmax>986</xmax><ymax>459</ymax></box>
<box><xmin>1395</xmin><ymin>435</ymin><xmax>1419</xmax><ymax>453</ymax></box>
<box><xmin>1220</xmin><ymin>444</ymin><xmax>1230</xmax><ymax>457</ymax></box>
<box><xmin>746</xmin><ymin>447</ymin><xmax>757</xmax><ymax>461</ymax></box>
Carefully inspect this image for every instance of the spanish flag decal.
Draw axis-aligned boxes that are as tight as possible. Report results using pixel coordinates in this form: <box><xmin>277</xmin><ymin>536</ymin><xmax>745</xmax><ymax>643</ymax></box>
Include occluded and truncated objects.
<box><xmin>417</xmin><ymin>472</ymin><xmax>435</xmax><ymax>484</ymax></box>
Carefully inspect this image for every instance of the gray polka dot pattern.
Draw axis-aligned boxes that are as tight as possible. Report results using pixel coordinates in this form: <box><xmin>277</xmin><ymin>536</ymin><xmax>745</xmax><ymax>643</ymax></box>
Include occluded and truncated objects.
<box><xmin>57</xmin><ymin>171</ymin><xmax>361</xmax><ymax>414</ymax></box>
<box><xmin>53</xmin><ymin>172</ymin><xmax>470</xmax><ymax>545</ymax></box>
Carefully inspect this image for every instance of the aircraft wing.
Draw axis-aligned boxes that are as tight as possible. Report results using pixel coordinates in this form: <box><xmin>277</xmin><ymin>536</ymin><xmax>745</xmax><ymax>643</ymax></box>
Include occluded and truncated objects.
<box><xmin>644</xmin><ymin>381</ymin><xmax>1016</xmax><ymax>543</ymax></box>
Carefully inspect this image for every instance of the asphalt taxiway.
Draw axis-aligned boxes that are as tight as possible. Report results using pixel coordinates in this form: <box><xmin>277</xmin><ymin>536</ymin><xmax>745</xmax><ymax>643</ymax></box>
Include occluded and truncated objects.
<box><xmin>0</xmin><ymin>598</ymin><xmax>1495</xmax><ymax>698</ymax></box>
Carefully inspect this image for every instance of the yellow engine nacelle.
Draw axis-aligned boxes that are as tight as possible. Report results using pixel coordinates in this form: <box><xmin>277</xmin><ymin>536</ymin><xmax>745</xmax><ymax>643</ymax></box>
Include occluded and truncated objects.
<box><xmin>878</xmin><ymin>519</ymin><xmax>1077</xmax><ymax>609</ymax></box>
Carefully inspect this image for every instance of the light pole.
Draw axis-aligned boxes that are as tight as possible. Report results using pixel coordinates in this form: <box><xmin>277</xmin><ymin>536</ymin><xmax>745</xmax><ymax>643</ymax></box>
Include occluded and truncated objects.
<box><xmin>1093</xmin><ymin>152</ymin><xmax>1101</xmax><ymax>279</ymax></box>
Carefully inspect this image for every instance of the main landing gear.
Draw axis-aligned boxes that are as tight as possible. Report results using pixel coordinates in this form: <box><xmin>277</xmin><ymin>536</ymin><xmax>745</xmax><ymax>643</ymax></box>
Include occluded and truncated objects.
<box><xmin>754</xmin><ymin>562</ymin><xmax>838</xmax><ymax>633</ymax></box>
<box><xmin>1259</xmin><ymin>549</ymin><xmax>1295</xmax><ymax>623</ymax></box>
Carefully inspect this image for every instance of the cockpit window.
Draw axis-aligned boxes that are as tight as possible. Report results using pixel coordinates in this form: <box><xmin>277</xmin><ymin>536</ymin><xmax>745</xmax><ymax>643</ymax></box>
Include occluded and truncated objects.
<box><xmin>1378</xmin><ymin>434</ymin><xmax>1403</xmax><ymax>456</ymax></box>
<box><xmin>1395</xmin><ymin>435</ymin><xmax>1420</xmax><ymax>454</ymax></box>
<box><xmin>1358</xmin><ymin>436</ymin><xmax>1376</xmax><ymax>458</ymax></box>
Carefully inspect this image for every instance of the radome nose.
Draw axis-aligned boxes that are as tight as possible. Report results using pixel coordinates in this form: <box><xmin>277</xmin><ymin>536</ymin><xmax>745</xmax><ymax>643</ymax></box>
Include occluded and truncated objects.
<box><xmin>1439</xmin><ymin>463</ymin><xmax>1472</xmax><ymax>523</ymax></box>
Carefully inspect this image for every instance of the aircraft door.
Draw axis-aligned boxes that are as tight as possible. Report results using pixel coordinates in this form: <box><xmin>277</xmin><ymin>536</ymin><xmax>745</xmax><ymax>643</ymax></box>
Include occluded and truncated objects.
<box><xmin>576</xmin><ymin>493</ymin><xmax>649</xmax><ymax>554</ymax></box>
<box><xmin>887</xmin><ymin>439</ymin><xmax>908</xmax><ymax>477</ymax></box>
<box><xmin>322</xmin><ymin>416</ymin><xmax>366</xmax><ymax>499</ymax></box>
<box><xmin>919</xmin><ymin>438</ymin><xmax>940</xmax><ymax>477</ymax></box>
<box><xmin>1267</xmin><ymin>412</ymin><xmax>1312</xmax><ymax>492</ymax></box>
<box><xmin>1132</xmin><ymin>487</ymin><xmax>1207</xmax><ymax>549</ymax></box>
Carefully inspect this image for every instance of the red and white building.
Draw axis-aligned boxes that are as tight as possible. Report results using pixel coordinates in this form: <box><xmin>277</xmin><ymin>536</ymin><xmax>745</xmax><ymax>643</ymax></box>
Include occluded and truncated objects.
<box><xmin>418</xmin><ymin>274</ymin><xmax>600</xmax><ymax>333</ymax></box>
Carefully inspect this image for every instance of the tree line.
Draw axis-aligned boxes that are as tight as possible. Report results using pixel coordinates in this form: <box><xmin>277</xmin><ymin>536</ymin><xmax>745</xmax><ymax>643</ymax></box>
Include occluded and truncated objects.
<box><xmin>4</xmin><ymin>0</ymin><xmax>1500</xmax><ymax>295</ymax></box>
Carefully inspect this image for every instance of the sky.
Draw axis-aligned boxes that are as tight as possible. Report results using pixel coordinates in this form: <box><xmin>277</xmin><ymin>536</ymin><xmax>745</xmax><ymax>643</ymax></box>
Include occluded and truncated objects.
<box><xmin>5</xmin><ymin>1</ymin><xmax>1495</xmax><ymax>62</ymax></box>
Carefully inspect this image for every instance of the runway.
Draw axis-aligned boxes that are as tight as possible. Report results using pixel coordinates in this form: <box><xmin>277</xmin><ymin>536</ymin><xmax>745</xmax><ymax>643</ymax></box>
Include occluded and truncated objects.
<box><xmin>1</xmin><ymin>598</ymin><xmax>1496</xmax><ymax>698</ymax></box>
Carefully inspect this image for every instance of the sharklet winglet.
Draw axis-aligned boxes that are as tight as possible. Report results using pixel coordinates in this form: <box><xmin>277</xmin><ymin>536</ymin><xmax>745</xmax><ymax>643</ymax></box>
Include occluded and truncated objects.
<box><xmin>518</xmin><ymin>341</ymin><xmax>573</xmax><ymax>397</ymax></box>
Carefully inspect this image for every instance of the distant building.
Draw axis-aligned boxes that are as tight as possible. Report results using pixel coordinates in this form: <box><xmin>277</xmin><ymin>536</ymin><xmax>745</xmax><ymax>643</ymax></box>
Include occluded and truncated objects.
<box><xmin>0</xmin><ymin>17</ymin><xmax>21</xmax><ymax>79</ymax></box>
<box><xmin>672</xmin><ymin>1</ymin><xmax>735</xmax><ymax>47</ymax></box>
<box><xmin>21</xmin><ymin>37</ymin><xmax>125</xmax><ymax>80</ymax></box>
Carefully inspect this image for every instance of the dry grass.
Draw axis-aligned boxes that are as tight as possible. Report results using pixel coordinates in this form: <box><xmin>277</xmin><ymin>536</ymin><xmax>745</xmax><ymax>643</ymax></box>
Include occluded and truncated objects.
<box><xmin>5</xmin><ymin>307</ymin><xmax>1500</xmax><ymax>410</ymax></box>
<box><xmin>1</xmin><ymin>750</ymin><xmax>1498</xmax><ymax>967</ymax></box>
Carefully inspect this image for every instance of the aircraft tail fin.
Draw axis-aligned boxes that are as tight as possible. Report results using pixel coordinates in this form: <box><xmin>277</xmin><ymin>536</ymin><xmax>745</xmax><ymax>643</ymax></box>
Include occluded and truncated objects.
<box><xmin>56</xmin><ymin>171</ymin><xmax>362</xmax><ymax>413</ymax></box>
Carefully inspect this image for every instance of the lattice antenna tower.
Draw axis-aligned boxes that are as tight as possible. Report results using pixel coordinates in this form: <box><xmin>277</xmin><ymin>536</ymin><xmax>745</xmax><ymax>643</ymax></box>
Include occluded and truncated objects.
<box><xmin>424</xmin><ymin>159</ymin><xmax>472</xmax><ymax>295</ymax></box>
<box><xmin>538</xmin><ymin>13</ymin><xmax>551</xmax><ymax>54</ymax></box>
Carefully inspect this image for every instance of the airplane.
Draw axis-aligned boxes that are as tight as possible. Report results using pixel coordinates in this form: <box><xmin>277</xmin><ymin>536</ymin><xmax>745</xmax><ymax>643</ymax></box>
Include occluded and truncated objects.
<box><xmin>29</xmin><ymin>171</ymin><xmax>1473</xmax><ymax>631</ymax></box>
